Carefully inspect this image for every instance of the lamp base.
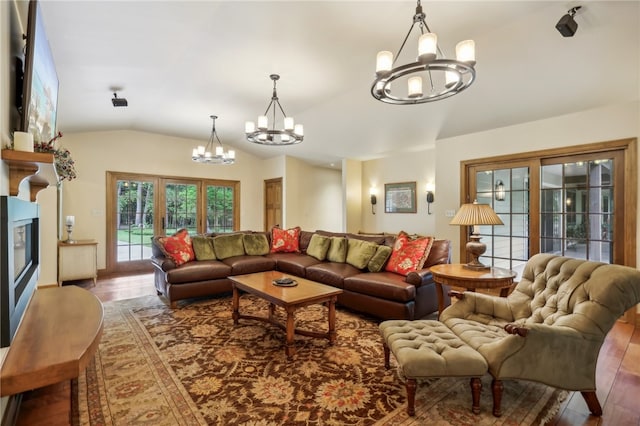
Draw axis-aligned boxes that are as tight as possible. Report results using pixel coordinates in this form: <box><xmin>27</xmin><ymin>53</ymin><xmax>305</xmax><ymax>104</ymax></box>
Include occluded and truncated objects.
<box><xmin>464</xmin><ymin>235</ymin><xmax>489</xmax><ymax>270</ymax></box>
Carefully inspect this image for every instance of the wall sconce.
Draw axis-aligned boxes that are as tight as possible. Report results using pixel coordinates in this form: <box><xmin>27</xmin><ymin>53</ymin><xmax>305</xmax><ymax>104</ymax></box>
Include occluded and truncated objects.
<box><xmin>370</xmin><ymin>188</ymin><xmax>377</xmax><ymax>214</ymax></box>
<box><xmin>495</xmin><ymin>180</ymin><xmax>505</xmax><ymax>201</ymax></box>
<box><xmin>426</xmin><ymin>183</ymin><xmax>435</xmax><ymax>215</ymax></box>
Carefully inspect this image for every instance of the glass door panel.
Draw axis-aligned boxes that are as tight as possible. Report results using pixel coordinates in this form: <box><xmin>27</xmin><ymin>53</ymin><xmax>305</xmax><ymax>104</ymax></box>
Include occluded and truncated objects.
<box><xmin>164</xmin><ymin>181</ymin><xmax>199</xmax><ymax>235</ymax></box>
<box><xmin>206</xmin><ymin>184</ymin><xmax>235</xmax><ymax>233</ymax></box>
<box><xmin>474</xmin><ymin>166</ymin><xmax>530</xmax><ymax>272</ymax></box>
<box><xmin>540</xmin><ymin>158</ymin><xmax>614</xmax><ymax>262</ymax></box>
<box><xmin>116</xmin><ymin>179</ymin><xmax>155</xmax><ymax>263</ymax></box>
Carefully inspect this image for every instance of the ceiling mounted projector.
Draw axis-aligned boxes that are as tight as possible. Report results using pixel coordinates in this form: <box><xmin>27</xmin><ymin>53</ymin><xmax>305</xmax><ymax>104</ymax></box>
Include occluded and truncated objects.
<box><xmin>556</xmin><ymin>6</ymin><xmax>582</xmax><ymax>37</ymax></box>
<box><xmin>112</xmin><ymin>92</ymin><xmax>128</xmax><ymax>107</ymax></box>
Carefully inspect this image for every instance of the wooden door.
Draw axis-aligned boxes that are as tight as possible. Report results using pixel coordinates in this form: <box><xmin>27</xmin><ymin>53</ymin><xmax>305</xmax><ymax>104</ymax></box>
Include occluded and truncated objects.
<box><xmin>264</xmin><ymin>178</ymin><xmax>282</xmax><ymax>231</ymax></box>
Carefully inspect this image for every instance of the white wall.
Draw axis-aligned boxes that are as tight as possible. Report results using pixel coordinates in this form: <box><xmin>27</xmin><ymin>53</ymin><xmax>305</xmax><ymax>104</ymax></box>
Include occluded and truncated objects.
<box><xmin>360</xmin><ymin>148</ymin><xmax>437</xmax><ymax>236</ymax></box>
<box><xmin>342</xmin><ymin>159</ymin><xmax>362</xmax><ymax>233</ymax></box>
<box><xmin>284</xmin><ymin>156</ymin><xmax>342</xmax><ymax>231</ymax></box>
<box><xmin>433</xmin><ymin>101</ymin><xmax>639</xmax><ymax>264</ymax></box>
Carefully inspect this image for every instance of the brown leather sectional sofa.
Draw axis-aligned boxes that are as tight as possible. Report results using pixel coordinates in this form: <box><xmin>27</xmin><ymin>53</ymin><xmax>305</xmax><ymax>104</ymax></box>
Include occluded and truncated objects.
<box><xmin>151</xmin><ymin>230</ymin><xmax>451</xmax><ymax>320</ymax></box>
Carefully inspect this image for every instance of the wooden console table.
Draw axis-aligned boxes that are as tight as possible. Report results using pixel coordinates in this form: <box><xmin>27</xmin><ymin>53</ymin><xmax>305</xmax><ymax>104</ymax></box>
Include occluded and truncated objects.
<box><xmin>0</xmin><ymin>286</ymin><xmax>103</xmax><ymax>397</ymax></box>
<box><xmin>430</xmin><ymin>264</ymin><xmax>517</xmax><ymax>316</ymax></box>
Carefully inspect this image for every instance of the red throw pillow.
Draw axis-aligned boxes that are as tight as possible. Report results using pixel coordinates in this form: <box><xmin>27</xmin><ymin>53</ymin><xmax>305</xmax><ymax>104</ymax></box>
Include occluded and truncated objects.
<box><xmin>270</xmin><ymin>227</ymin><xmax>301</xmax><ymax>253</ymax></box>
<box><xmin>157</xmin><ymin>229</ymin><xmax>195</xmax><ymax>266</ymax></box>
<box><xmin>385</xmin><ymin>231</ymin><xmax>434</xmax><ymax>276</ymax></box>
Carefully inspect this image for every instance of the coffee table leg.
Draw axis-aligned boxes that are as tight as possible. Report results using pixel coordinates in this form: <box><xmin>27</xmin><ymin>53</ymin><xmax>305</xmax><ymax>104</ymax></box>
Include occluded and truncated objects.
<box><xmin>232</xmin><ymin>285</ymin><xmax>240</xmax><ymax>325</ymax></box>
<box><xmin>328</xmin><ymin>296</ymin><xmax>337</xmax><ymax>345</ymax></box>
<box><xmin>269</xmin><ymin>303</ymin><xmax>275</xmax><ymax>322</ymax></box>
<box><xmin>435</xmin><ymin>282</ymin><xmax>444</xmax><ymax>319</ymax></box>
<box><xmin>285</xmin><ymin>306</ymin><xmax>296</xmax><ymax>358</ymax></box>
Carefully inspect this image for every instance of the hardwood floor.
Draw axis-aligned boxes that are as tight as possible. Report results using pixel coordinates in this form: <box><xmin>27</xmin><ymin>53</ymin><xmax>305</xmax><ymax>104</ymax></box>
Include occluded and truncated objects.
<box><xmin>11</xmin><ymin>274</ymin><xmax>640</xmax><ymax>425</ymax></box>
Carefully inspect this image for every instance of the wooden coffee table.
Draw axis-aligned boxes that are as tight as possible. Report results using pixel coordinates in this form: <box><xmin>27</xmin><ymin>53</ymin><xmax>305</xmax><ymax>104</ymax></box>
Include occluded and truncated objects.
<box><xmin>229</xmin><ymin>271</ymin><xmax>343</xmax><ymax>359</ymax></box>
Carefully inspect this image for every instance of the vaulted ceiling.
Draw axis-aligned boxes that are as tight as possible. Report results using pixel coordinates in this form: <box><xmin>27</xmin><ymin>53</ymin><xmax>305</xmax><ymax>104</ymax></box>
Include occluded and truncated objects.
<box><xmin>37</xmin><ymin>1</ymin><xmax>639</xmax><ymax>168</ymax></box>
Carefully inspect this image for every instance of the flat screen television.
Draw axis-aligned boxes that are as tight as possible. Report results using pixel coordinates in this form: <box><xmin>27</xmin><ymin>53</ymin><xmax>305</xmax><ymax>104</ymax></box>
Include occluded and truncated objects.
<box><xmin>20</xmin><ymin>0</ymin><xmax>59</xmax><ymax>144</ymax></box>
<box><xmin>1</xmin><ymin>196</ymin><xmax>40</xmax><ymax>348</ymax></box>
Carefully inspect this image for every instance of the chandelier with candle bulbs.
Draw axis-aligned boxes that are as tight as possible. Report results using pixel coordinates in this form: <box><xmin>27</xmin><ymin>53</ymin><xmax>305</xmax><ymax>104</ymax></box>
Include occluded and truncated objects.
<box><xmin>192</xmin><ymin>115</ymin><xmax>235</xmax><ymax>165</ymax></box>
<box><xmin>245</xmin><ymin>74</ymin><xmax>303</xmax><ymax>145</ymax></box>
<box><xmin>372</xmin><ymin>0</ymin><xmax>476</xmax><ymax>105</ymax></box>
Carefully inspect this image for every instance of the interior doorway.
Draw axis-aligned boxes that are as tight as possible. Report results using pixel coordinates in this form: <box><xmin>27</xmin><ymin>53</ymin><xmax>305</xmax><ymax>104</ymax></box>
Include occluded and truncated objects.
<box><xmin>264</xmin><ymin>178</ymin><xmax>282</xmax><ymax>231</ymax></box>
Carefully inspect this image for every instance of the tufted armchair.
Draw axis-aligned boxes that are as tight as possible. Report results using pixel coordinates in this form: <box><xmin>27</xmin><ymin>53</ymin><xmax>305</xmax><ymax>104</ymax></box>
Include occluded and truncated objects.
<box><xmin>440</xmin><ymin>253</ymin><xmax>640</xmax><ymax>417</ymax></box>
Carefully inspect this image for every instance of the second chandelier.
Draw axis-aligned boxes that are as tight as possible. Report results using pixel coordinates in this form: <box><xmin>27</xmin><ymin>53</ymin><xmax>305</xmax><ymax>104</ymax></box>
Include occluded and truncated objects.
<box><xmin>245</xmin><ymin>74</ymin><xmax>304</xmax><ymax>145</ymax></box>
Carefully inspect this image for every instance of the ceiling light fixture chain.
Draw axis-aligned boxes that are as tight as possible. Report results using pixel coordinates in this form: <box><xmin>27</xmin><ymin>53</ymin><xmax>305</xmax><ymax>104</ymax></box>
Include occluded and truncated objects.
<box><xmin>192</xmin><ymin>115</ymin><xmax>236</xmax><ymax>165</ymax></box>
<box><xmin>372</xmin><ymin>0</ymin><xmax>476</xmax><ymax>105</ymax></box>
<box><xmin>245</xmin><ymin>74</ymin><xmax>304</xmax><ymax>146</ymax></box>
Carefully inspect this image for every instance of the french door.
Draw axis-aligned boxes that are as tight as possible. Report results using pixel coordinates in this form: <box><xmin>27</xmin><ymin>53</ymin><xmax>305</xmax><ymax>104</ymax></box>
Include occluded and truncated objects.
<box><xmin>106</xmin><ymin>172</ymin><xmax>239</xmax><ymax>273</ymax></box>
<box><xmin>462</xmin><ymin>139</ymin><xmax>635</xmax><ymax>276</ymax></box>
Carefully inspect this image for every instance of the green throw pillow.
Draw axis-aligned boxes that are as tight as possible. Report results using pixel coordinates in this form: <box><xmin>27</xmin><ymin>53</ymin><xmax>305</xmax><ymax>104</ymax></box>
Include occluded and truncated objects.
<box><xmin>326</xmin><ymin>237</ymin><xmax>347</xmax><ymax>263</ymax></box>
<box><xmin>243</xmin><ymin>233</ymin><xmax>270</xmax><ymax>256</ymax></box>
<box><xmin>192</xmin><ymin>236</ymin><xmax>217</xmax><ymax>261</ymax></box>
<box><xmin>346</xmin><ymin>239</ymin><xmax>379</xmax><ymax>269</ymax></box>
<box><xmin>368</xmin><ymin>245</ymin><xmax>393</xmax><ymax>272</ymax></box>
<box><xmin>306</xmin><ymin>234</ymin><xmax>331</xmax><ymax>261</ymax></box>
<box><xmin>213</xmin><ymin>233</ymin><xmax>245</xmax><ymax>259</ymax></box>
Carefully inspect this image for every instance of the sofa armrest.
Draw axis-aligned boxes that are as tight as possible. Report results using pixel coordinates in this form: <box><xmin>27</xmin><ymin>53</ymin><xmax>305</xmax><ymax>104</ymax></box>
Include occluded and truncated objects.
<box><xmin>151</xmin><ymin>255</ymin><xmax>176</xmax><ymax>272</ymax></box>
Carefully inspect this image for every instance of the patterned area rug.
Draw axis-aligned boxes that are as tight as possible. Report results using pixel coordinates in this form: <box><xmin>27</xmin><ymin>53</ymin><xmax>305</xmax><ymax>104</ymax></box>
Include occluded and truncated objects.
<box><xmin>74</xmin><ymin>294</ymin><xmax>567</xmax><ymax>425</ymax></box>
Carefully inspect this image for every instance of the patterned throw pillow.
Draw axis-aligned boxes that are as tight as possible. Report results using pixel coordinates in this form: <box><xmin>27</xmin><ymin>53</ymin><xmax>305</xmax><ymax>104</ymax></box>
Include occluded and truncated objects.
<box><xmin>156</xmin><ymin>229</ymin><xmax>195</xmax><ymax>266</ymax></box>
<box><xmin>384</xmin><ymin>231</ymin><xmax>434</xmax><ymax>276</ymax></box>
<box><xmin>270</xmin><ymin>227</ymin><xmax>301</xmax><ymax>253</ymax></box>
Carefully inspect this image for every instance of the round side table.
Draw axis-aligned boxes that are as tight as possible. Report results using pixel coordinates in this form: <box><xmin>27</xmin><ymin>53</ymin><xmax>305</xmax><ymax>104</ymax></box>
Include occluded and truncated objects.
<box><xmin>430</xmin><ymin>264</ymin><xmax>517</xmax><ymax>316</ymax></box>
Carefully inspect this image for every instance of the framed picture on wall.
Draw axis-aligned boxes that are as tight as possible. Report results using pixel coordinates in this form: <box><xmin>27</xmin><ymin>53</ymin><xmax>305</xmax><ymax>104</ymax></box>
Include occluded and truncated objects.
<box><xmin>385</xmin><ymin>182</ymin><xmax>417</xmax><ymax>213</ymax></box>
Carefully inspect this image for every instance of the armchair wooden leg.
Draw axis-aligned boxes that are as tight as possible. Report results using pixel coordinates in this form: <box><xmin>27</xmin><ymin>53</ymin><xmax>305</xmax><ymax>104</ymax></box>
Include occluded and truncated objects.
<box><xmin>383</xmin><ymin>343</ymin><xmax>390</xmax><ymax>369</ymax></box>
<box><xmin>492</xmin><ymin>379</ymin><xmax>503</xmax><ymax>417</ymax></box>
<box><xmin>470</xmin><ymin>377</ymin><xmax>482</xmax><ymax>414</ymax></box>
<box><xmin>405</xmin><ymin>378</ymin><xmax>417</xmax><ymax>416</ymax></box>
<box><xmin>580</xmin><ymin>391</ymin><xmax>603</xmax><ymax>416</ymax></box>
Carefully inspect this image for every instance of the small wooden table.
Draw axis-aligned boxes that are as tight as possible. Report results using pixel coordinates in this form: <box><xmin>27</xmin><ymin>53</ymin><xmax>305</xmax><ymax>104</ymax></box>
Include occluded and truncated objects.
<box><xmin>430</xmin><ymin>264</ymin><xmax>517</xmax><ymax>316</ymax></box>
<box><xmin>229</xmin><ymin>271</ymin><xmax>343</xmax><ymax>359</ymax></box>
<box><xmin>0</xmin><ymin>286</ymin><xmax>104</xmax><ymax>397</ymax></box>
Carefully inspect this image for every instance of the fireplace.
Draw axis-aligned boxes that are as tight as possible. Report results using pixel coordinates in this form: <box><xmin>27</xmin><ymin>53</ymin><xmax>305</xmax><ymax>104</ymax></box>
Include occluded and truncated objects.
<box><xmin>1</xmin><ymin>196</ymin><xmax>40</xmax><ymax>347</ymax></box>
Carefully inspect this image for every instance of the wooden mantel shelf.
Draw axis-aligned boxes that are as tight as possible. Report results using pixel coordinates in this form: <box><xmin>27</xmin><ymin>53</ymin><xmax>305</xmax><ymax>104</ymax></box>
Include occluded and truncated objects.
<box><xmin>1</xmin><ymin>149</ymin><xmax>59</xmax><ymax>201</ymax></box>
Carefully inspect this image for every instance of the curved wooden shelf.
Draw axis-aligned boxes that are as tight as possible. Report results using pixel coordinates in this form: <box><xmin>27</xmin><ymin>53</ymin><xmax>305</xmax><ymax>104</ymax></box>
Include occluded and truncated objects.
<box><xmin>0</xmin><ymin>286</ymin><xmax>104</xmax><ymax>396</ymax></box>
<box><xmin>1</xmin><ymin>150</ymin><xmax>58</xmax><ymax>201</ymax></box>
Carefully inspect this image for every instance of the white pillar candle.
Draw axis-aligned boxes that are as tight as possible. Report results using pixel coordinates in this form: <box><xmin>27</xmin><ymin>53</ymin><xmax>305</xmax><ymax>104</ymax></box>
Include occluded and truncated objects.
<box><xmin>376</xmin><ymin>51</ymin><xmax>393</xmax><ymax>75</ymax></box>
<box><xmin>257</xmin><ymin>116</ymin><xmax>268</xmax><ymax>129</ymax></box>
<box><xmin>418</xmin><ymin>33</ymin><xmax>437</xmax><ymax>63</ymax></box>
<box><xmin>284</xmin><ymin>117</ymin><xmax>294</xmax><ymax>131</ymax></box>
<box><xmin>13</xmin><ymin>131</ymin><xmax>34</xmax><ymax>152</ymax></box>
<box><xmin>456</xmin><ymin>40</ymin><xmax>476</xmax><ymax>66</ymax></box>
<box><xmin>245</xmin><ymin>121</ymin><xmax>255</xmax><ymax>133</ymax></box>
<box><xmin>408</xmin><ymin>76</ymin><xmax>423</xmax><ymax>98</ymax></box>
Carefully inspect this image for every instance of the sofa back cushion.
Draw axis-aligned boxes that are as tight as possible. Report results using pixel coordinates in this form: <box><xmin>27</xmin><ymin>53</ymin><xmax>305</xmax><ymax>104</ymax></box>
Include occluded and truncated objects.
<box><xmin>299</xmin><ymin>230</ymin><xmax>315</xmax><ymax>253</ymax></box>
<box><xmin>306</xmin><ymin>234</ymin><xmax>331</xmax><ymax>261</ymax></box>
<box><xmin>424</xmin><ymin>239</ymin><xmax>451</xmax><ymax>267</ymax></box>
<box><xmin>213</xmin><ymin>233</ymin><xmax>245</xmax><ymax>259</ymax></box>
<box><xmin>192</xmin><ymin>236</ymin><xmax>217</xmax><ymax>261</ymax></box>
<box><xmin>155</xmin><ymin>229</ymin><xmax>195</xmax><ymax>266</ymax></box>
<box><xmin>326</xmin><ymin>237</ymin><xmax>347</xmax><ymax>263</ymax></box>
<box><xmin>367</xmin><ymin>245</ymin><xmax>393</xmax><ymax>272</ymax></box>
<box><xmin>385</xmin><ymin>231</ymin><xmax>434</xmax><ymax>276</ymax></box>
<box><xmin>243</xmin><ymin>233</ymin><xmax>270</xmax><ymax>256</ymax></box>
<box><xmin>346</xmin><ymin>238</ymin><xmax>379</xmax><ymax>269</ymax></box>
<box><xmin>346</xmin><ymin>233</ymin><xmax>386</xmax><ymax>245</ymax></box>
<box><xmin>270</xmin><ymin>227</ymin><xmax>301</xmax><ymax>253</ymax></box>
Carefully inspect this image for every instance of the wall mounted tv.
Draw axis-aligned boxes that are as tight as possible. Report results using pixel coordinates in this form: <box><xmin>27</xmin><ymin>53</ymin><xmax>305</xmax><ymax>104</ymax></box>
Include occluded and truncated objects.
<box><xmin>1</xmin><ymin>196</ymin><xmax>40</xmax><ymax>348</ymax></box>
<box><xmin>20</xmin><ymin>0</ymin><xmax>59</xmax><ymax>144</ymax></box>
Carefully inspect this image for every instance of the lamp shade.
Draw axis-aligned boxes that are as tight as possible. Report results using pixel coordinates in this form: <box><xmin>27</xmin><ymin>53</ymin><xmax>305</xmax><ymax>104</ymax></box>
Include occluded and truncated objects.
<box><xmin>449</xmin><ymin>200</ymin><xmax>503</xmax><ymax>226</ymax></box>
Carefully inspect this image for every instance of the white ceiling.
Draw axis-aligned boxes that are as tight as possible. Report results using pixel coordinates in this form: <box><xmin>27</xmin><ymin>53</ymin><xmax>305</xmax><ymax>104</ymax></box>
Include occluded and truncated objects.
<box><xmin>37</xmin><ymin>1</ymin><xmax>639</xmax><ymax>169</ymax></box>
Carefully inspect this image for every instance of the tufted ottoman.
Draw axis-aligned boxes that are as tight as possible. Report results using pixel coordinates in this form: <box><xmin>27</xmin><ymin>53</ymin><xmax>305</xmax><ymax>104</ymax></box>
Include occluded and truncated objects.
<box><xmin>379</xmin><ymin>319</ymin><xmax>488</xmax><ymax>416</ymax></box>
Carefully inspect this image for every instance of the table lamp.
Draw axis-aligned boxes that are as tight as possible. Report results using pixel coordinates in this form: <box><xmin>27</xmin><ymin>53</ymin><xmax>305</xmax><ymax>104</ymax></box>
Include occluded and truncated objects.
<box><xmin>449</xmin><ymin>200</ymin><xmax>503</xmax><ymax>270</ymax></box>
<box><xmin>65</xmin><ymin>215</ymin><xmax>75</xmax><ymax>243</ymax></box>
